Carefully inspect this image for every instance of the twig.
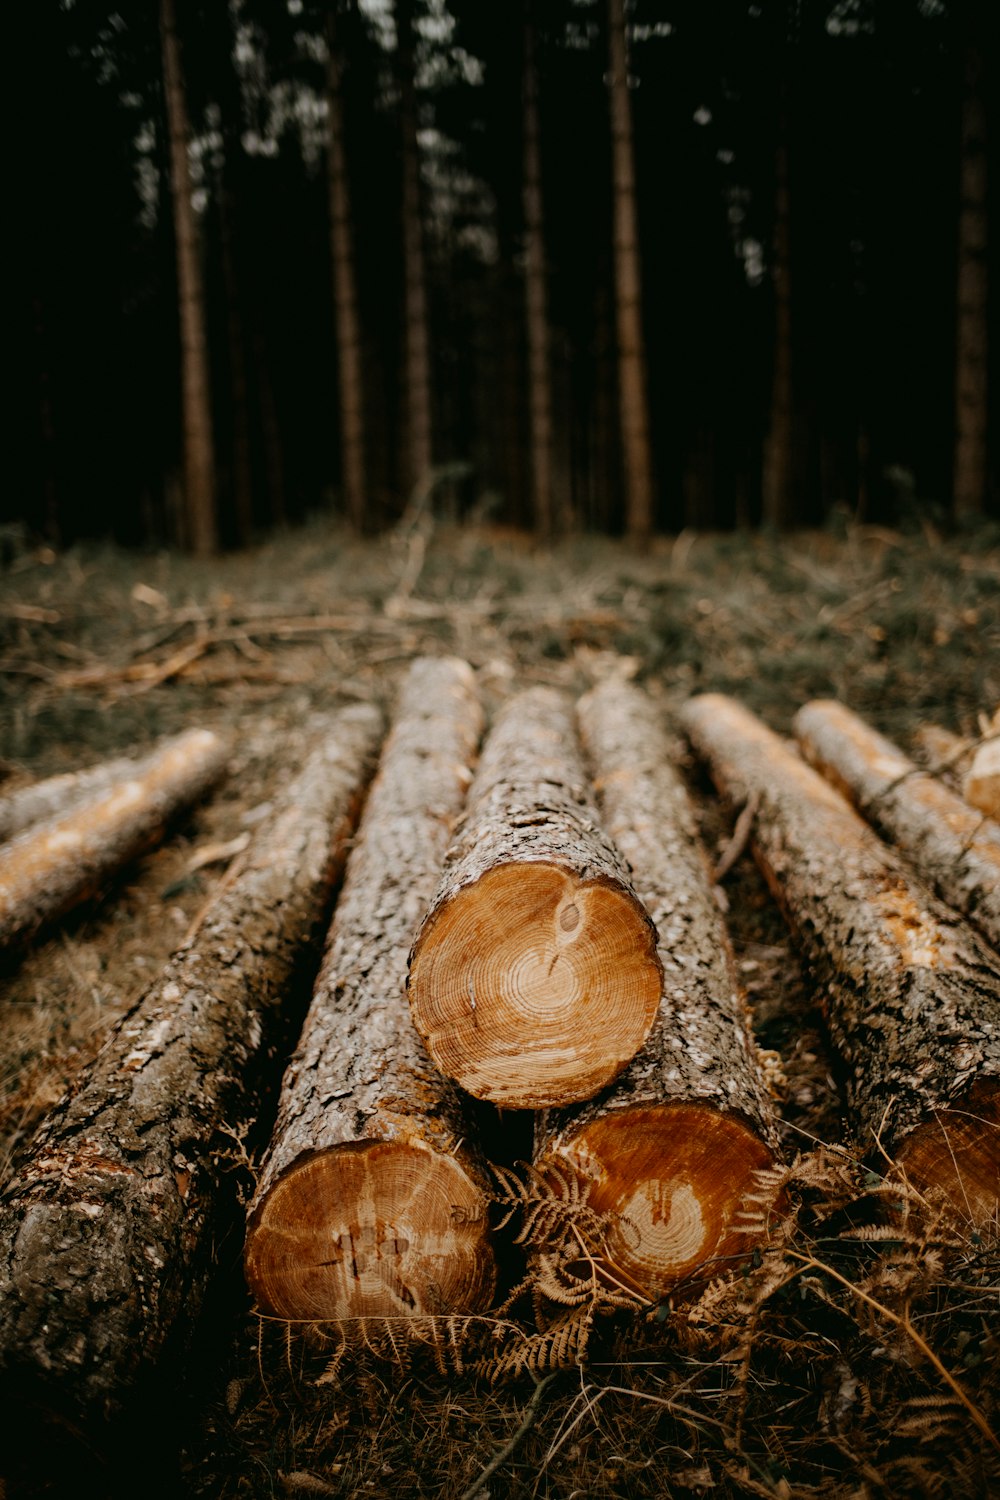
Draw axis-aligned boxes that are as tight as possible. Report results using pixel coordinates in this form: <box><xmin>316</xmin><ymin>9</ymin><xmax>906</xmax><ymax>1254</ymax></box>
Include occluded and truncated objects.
<box><xmin>458</xmin><ymin>1373</ymin><xmax>558</xmax><ymax>1500</ymax></box>
<box><xmin>713</xmin><ymin>790</ymin><xmax>761</xmax><ymax>883</ymax></box>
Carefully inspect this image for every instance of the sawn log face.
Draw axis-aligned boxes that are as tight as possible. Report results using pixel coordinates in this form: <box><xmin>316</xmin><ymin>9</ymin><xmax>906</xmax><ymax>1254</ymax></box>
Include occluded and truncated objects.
<box><xmin>0</xmin><ymin>705</ymin><xmax>382</xmax><ymax>1423</ymax></box>
<box><xmin>407</xmin><ymin>685</ymin><xmax>662</xmax><ymax>1108</ymax></box>
<box><xmin>795</xmin><ymin>698</ymin><xmax>1000</xmax><ymax>950</ymax></box>
<box><xmin>535</xmin><ymin>678</ymin><xmax>780</xmax><ymax>1298</ymax></box>
<box><xmin>681</xmin><ymin>693</ymin><xmax>1000</xmax><ymax>1226</ymax></box>
<box><xmin>245</xmin><ymin>657</ymin><xmax>496</xmax><ymax>1323</ymax></box>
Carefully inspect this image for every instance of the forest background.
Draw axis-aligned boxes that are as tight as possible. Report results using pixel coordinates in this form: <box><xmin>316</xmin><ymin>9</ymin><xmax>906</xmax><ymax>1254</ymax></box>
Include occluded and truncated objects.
<box><xmin>11</xmin><ymin>0</ymin><xmax>997</xmax><ymax>553</ymax></box>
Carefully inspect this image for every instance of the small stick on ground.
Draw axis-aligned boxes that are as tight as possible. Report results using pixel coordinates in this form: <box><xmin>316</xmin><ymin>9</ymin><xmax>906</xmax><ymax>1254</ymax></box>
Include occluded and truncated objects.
<box><xmin>681</xmin><ymin>693</ymin><xmax>1000</xmax><ymax>1229</ymax></box>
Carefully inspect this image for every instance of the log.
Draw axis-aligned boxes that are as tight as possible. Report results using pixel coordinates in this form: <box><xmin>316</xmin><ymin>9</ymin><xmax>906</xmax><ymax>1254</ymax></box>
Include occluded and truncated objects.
<box><xmin>794</xmin><ymin>699</ymin><xmax>1000</xmax><ymax>951</ymax></box>
<box><xmin>0</xmin><ymin>745</ymin><xmax>176</xmax><ymax>845</ymax></box>
<box><xmin>407</xmin><ymin>685</ymin><xmax>663</xmax><ymax>1109</ymax></box>
<box><xmin>912</xmin><ymin>720</ymin><xmax>1000</xmax><ymax>820</ymax></box>
<box><xmin>0</xmin><ymin>727</ymin><xmax>229</xmax><ymax>950</ymax></box>
<box><xmin>0</xmin><ymin>704</ymin><xmax>383</xmax><ymax>1424</ymax></box>
<box><xmin>533</xmin><ymin>679</ymin><xmax>780</xmax><ymax>1300</ymax></box>
<box><xmin>681</xmin><ymin>693</ymin><xmax>1000</xmax><ymax>1228</ymax></box>
<box><xmin>244</xmin><ymin>658</ymin><xmax>496</xmax><ymax>1324</ymax></box>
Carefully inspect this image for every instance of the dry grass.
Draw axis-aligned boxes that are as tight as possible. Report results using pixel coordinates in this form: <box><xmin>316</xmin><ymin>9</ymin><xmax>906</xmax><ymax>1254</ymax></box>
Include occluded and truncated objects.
<box><xmin>0</xmin><ymin>515</ymin><xmax>998</xmax><ymax>1498</ymax></box>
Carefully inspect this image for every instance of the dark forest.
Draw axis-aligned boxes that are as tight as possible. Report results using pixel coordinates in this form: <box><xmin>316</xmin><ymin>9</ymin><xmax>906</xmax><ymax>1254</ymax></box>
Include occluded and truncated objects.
<box><xmin>13</xmin><ymin>0</ymin><xmax>997</xmax><ymax>551</ymax></box>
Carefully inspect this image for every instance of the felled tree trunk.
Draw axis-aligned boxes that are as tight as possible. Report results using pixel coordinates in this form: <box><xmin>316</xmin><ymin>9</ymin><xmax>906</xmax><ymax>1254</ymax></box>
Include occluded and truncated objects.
<box><xmin>0</xmin><ymin>740</ymin><xmax>192</xmax><ymax>845</ymax></box>
<box><xmin>533</xmin><ymin>679</ymin><xmax>780</xmax><ymax>1301</ymax></box>
<box><xmin>681</xmin><ymin>693</ymin><xmax>1000</xmax><ymax>1228</ymax></box>
<box><xmin>912</xmin><ymin>720</ymin><xmax>1000</xmax><ymax>819</ymax></box>
<box><xmin>795</xmin><ymin>699</ymin><xmax>1000</xmax><ymax>951</ymax></box>
<box><xmin>245</xmin><ymin>658</ymin><xmax>495</xmax><ymax>1325</ymax></box>
<box><xmin>0</xmin><ymin>705</ymin><xmax>382</xmax><ymax>1424</ymax></box>
<box><xmin>0</xmin><ymin>728</ymin><xmax>228</xmax><ymax>949</ymax></box>
<box><xmin>965</xmin><ymin>729</ymin><xmax>1000</xmax><ymax>821</ymax></box>
<box><xmin>407</xmin><ymin>685</ymin><xmax>662</xmax><ymax>1109</ymax></box>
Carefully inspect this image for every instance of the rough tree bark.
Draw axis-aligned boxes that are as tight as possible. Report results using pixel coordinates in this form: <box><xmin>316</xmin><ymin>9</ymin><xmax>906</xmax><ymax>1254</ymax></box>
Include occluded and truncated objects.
<box><xmin>532</xmin><ymin>679</ymin><xmax>780</xmax><ymax>1300</ymax></box>
<box><xmin>681</xmin><ymin>693</ymin><xmax>1000</xmax><ymax>1228</ymax></box>
<box><xmin>795</xmin><ymin>699</ymin><xmax>1000</xmax><ymax>951</ymax></box>
<box><xmin>0</xmin><ymin>728</ymin><xmax>228</xmax><ymax>950</ymax></box>
<box><xmin>396</xmin><ymin>0</ymin><xmax>434</xmax><ymax>498</ymax></box>
<box><xmin>408</xmin><ymin>685</ymin><xmax>662</xmax><ymax>1109</ymax></box>
<box><xmin>160</xmin><ymin>0</ymin><xmax>218</xmax><ymax>556</ymax></box>
<box><xmin>327</xmin><ymin>0</ymin><xmax>367</xmax><ymax>531</ymax></box>
<box><xmin>245</xmin><ymin>658</ymin><xmax>495</xmax><ymax>1324</ymax></box>
<box><xmin>0</xmin><ymin>706</ymin><xmax>382</xmax><ymax>1424</ymax></box>
<box><xmin>607</xmin><ymin>0</ymin><xmax>654</xmax><ymax>543</ymax></box>
<box><xmin>0</xmin><ymin>739</ymin><xmax>197</xmax><ymax>845</ymax></box>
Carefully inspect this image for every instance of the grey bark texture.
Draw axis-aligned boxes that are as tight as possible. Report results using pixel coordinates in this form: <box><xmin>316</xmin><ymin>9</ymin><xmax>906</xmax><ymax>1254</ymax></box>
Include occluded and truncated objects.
<box><xmin>245</xmin><ymin>658</ymin><xmax>496</xmax><ymax>1322</ymax></box>
<box><xmin>0</xmin><ymin>705</ymin><xmax>382</xmax><ymax>1424</ymax></box>
<box><xmin>681</xmin><ymin>693</ymin><xmax>1000</xmax><ymax>1224</ymax></box>
<box><xmin>407</xmin><ymin>685</ymin><xmax>662</xmax><ymax>1108</ymax></box>
<box><xmin>0</xmin><ymin>740</ymin><xmax>193</xmax><ymax>845</ymax></box>
<box><xmin>0</xmin><ymin>728</ymin><xmax>229</xmax><ymax>951</ymax></box>
<box><xmin>531</xmin><ymin>679</ymin><xmax>779</xmax><ymax>1299</ymax></box>
<box><xmin>795</xmin><ymin>699</ymin><xmax>1000</xmax><ymax>951</ymax></box>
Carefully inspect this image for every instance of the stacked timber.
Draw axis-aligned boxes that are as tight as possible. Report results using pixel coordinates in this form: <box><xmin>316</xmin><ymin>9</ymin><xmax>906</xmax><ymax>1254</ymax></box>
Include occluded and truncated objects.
<box><xmin>244</xmin><ymin>658</ymin><xmax>497</xmax><ymax>1324</ymax></box>
<box><xmin>681</xmin><ymin>693</ymin><xmax>1000</xmax><ymax>1228</ymax></box>
<box><xmin>534</xmin><ymin>678</ymin><xmax>780</xmax><ymax>1300</ymax></box>
<box><xmin>0</xmin><ymin>727</ymin><xmax>229</xmax><ymax>949</ymax></box>
<box><xmin>407</xmin><ymin>685</ymin><xmax>663</xmax><ymax>1109</ymax></box>
<box><xmin>0</xmin><ymin>704</ymin><xmax>382</xmax><ymax>1423</ymax></box>
<box><xmin>794</xmin><ymin>698</ymin><xmax>1000</xmax><ymax>951</ymax></box>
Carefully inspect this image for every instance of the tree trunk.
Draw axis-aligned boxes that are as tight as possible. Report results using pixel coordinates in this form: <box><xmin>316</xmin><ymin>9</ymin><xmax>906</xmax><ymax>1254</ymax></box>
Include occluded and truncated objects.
<box><xmin>532</xmin><ymin>679</ymin><xmax>780</xmax><ymax>1300</ymax></box>
<box><xmin>965</xmin><ymin>735</ymin><xmax>1000</xmax><ymax>822</ymax></box>
<box><xmin>761</xmin><ymin>132</ymin><xmax>793</xmax><ymax>529</ymax></box>
<box><xmin>245</xmin><ymin>658</ymin><xmax>495</xmax><ymax>1324</ymax></box>
<box><xmin>911</xmin><ymin>723</ymin><xmax>968</xmax><ymax>794</ymax></box>
<box><xmin>408</xmin><ymin>685</ymin><xmax>662</xmax><ymax>1109</ymax></box>
<box><xmin>0</xmin><ymin>728</ymin><xmax>228</xmax><ymax>950</ymax></box>
<box><xmin>912</xmin><ymin>721</ymin><xmax>1000</xmax><ymax>821</ymax></box>
<box><xmin>681</xmin><ymin>693</ymin><xmax>1000</xmax><ymax>1228</ymax></box>
<box><xmin>396</xmin><ymin>0</ymin><xmax>434</xmax><ymax>500</ymax></box>
<box><xmin>327</xmin><ymin>2</ymin><xmax>367</xmax><ymax>532</ymax></box>
<box><xmin>795</xmin><ymin>699</ymin><xmax>1000</xmax><ymax>951</ymax></box>
<box><xmin>953</xmin><ymin>45</ymin><xmax>988</xmax><ymax>520</ymax></box>
<box><xmin>160</xmin><ymin>0</ymin><xmax>218</xmax><ymax>556</ymax></box>
<box><xmin>0</xmin><ymin>707</ymin><xmax>382</xmax><ymax>1424</ymax></box>
<box><xmin>607</xmin><ymin>0</ymin><xmax>654</xmax><ymax>543</ymax></box>
<box><xmin>0</xmin><ymin>745</ymin><xmax>177</xmax><ymax>845</ymax></box>
<box><xmin>523</xmin><ymin>7</ymin><xmax>556</xmax><ymax>539</ymax></box>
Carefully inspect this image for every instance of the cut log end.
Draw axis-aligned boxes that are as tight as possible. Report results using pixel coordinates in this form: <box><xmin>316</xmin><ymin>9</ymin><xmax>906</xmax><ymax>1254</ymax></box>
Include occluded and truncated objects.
<box><xmin>895</xmin><ymin>1083</ymin><xmax>1000</xmax><ymax>1230</ymax></box>
<box><xmin>545</xmin><ymin>1104</ymin><xmax>777</xmax><ymax>1299</ymax></box>
<box><xmin>244</xmin><ymin>1140</ymin><xmax>496</xmax><ymax>1322</ymax></box>
<box><xmin>408</xmin><ymin>861</ymin><xmax>662</xmax><ymax>1109</ymax></box>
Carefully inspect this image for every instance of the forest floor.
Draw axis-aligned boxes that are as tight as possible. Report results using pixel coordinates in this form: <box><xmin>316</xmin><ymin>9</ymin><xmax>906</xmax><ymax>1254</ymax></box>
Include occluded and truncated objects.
<box><xmin>0</xmin><ymin>516</ymin><xmax>998</xmax><ymax>1499</ymax></box>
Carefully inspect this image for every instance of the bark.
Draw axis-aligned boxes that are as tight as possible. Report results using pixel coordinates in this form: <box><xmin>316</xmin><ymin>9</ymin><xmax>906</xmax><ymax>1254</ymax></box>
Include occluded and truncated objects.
<box><xmin>911</xmin><ymin>723</ymin><xmax>968</xmax><ymax>794</ymax></box>
<box><xmin>795</xmin><ymin>699</ymin><xmax>1000</xmax><ymax>951</ymax></box>
<box><xmin>965</xmin><ymin>733</ymin><xmax>1000</xmax><ymax>822</ymax></box>
<box><xmin>0</xmin><ymin>706</ymin><xmax>382</xmax><ymax>1423</ymax></box>
<box><xmin>396</xmin><ymin>0</ymin><xmax>434</xmax><ymax>498</ymax></box>
<box><xmin>160</xmin><ymin>0</ymin><xmax>218</xmax><ymax>556</ymax></box>
<box><xmin>0</xmin><ymin>743</ymin><xmax>185</xmax><ymax>845</ymax></box>
<box><xmin>523</xmin><ymin>6</ymin><xmax>556</xmax><ymax>539</ymax></box>
<box><xmin>327</xmin><ymin>2</ymin><xmax>367</xmax><ymax>532</ymax></box>
<box><xmin>607</xmin><ymin>0</ymin><xmax>654</xmax><ymax>543</ymax></box>
<box><xmin>0</xmin><ymin>728</ymin><xmax>228</xmax><ymax>951</ymax></box>
<box><xmin>245</xmin><ymin>658</ymin><xmax>495</xmax><ymax>1324</ymax></box>
<box><xmin>761</xmin><ymin>132</ymin><xmax>793</xmax><ymax>529</ymax></box>
<box><xmin>681</xmin><ymin>693</ymin><xmax>1000</xmax><ymax>1228</ymax></box>
<box><xmin>953</xmin><ymin>45</ymin><xmax>988</xmax><ymax>519</ymax></box>
<box><xmin>408</xmin><ymin>686</ymin><xmax>662</xmax><ymax>1109</ymax></box>
<box><xmin>532</xmin><ymin>679</ymin><xmax>779</xmax><ymax>1300</ymax></box>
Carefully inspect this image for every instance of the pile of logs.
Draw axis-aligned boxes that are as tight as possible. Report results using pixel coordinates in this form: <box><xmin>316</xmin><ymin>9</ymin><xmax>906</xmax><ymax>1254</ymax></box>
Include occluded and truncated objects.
<box><xmin>0</xmin><ymin>661</ymin><xmax>997</xmax><ymax>1436</ymax></box>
